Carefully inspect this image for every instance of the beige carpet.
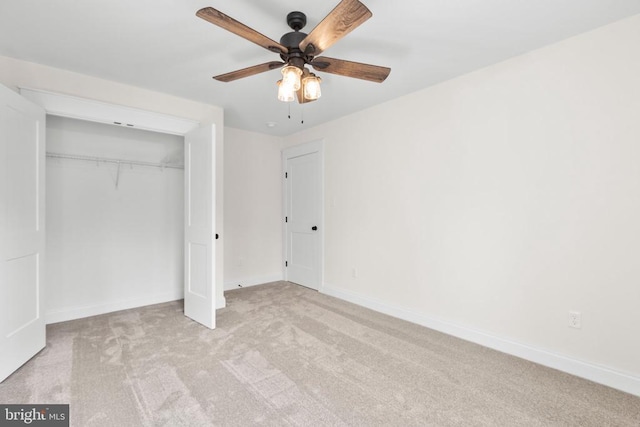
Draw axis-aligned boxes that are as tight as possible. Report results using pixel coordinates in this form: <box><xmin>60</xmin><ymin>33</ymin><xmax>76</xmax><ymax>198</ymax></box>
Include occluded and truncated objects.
<box><xmin>1</xmin><ymin>281</ymin><xmax>638</xmax><ymax>426</ymax></box>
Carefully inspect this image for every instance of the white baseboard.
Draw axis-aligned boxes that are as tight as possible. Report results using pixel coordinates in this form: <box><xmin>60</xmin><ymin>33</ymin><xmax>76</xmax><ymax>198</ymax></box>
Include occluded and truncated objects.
<box><xmin>224</xmin><ymin>274</ymin><xmax>284</xmax><ymax>291</ymax></box>
<box><xmin>321</xmin><ymin>284</ymin><xmax>640</xmax><ymax>397</ymax></box>
<box><xmin>46</xmin><ymin>290</ymin><xmax>184</xmax><ymax>324</ymax></box>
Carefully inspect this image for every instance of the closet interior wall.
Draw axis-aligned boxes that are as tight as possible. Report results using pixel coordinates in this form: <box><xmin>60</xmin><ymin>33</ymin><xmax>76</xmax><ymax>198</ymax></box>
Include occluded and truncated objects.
<box><xmin>45</xmin><ymin>116</ymin><xmax>185</xmax><ymax>323</ymax></box>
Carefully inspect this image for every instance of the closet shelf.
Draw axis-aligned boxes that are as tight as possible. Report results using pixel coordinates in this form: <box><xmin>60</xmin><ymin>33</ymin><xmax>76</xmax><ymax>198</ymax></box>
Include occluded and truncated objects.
<box><xmin>46</xmin><ymin>152</ymin><xmax>184</xmax><ymax>170</ymax></box>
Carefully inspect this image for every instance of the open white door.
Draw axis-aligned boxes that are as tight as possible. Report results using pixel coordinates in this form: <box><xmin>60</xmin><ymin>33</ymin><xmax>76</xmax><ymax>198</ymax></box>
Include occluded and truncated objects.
<box><xmin>184</xmin><ymin>124</ymin><xmax>216</xmax><ymax>329</ymax></box>
<box><xmin>0</xmin><ymin>84</ymin><xmax>46</xmax><ymax>382</ymax></box>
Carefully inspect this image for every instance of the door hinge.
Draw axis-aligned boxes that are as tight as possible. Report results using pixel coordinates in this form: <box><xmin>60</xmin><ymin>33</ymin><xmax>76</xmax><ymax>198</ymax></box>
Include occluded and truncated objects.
<box><xmin>285</xmin><ymin>261</ymin><xmax>288</xmax><ymax>267</ymax></box>
<box><xmin>285</xmin><ymin>216</ymin><xmax>288</xmax><ymax>223</ymax></box>
<box><xmin>285</xmin><ymin>172</ymin><xmax>288</xmax><ymax>178</ymax></box>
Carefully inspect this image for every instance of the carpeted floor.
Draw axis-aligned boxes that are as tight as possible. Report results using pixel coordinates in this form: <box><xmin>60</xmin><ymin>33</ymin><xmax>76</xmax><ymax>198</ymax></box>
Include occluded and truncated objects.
<box><xmin>1</xmin><ymin>281</ymin><xmax>638</xmax><ymax>426</ymax></box>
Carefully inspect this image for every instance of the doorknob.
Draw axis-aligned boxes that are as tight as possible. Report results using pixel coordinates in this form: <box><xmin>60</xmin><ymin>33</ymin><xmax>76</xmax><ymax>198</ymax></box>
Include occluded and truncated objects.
<box><xmin>311</xmin><ymin>226</ymin><xmax>318</xmax><ymax>231</ymax></box>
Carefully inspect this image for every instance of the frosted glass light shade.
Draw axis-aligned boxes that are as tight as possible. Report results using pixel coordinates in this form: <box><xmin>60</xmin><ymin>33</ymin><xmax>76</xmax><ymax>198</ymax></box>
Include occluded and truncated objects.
<box><xmin>277</xmin><ymin>80</ymin><xmax>295</xmax><ymax>102</ymax></box>
<box><xmin>281</xmin><ymin>65</ymin><xmax>302</xmax><ymax>91</ymax></box>
<box><xmin>303</xmin><ymin>75</ymin><xmax>322</xmax><ymax>100</ymax></box>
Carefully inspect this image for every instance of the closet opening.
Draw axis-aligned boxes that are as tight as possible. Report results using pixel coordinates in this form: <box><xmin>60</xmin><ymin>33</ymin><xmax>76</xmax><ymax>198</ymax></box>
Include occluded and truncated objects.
<box><xmin>45</xmin><ymin>115</ymin><xmax>185</xmax><ymax>323</ymax></box>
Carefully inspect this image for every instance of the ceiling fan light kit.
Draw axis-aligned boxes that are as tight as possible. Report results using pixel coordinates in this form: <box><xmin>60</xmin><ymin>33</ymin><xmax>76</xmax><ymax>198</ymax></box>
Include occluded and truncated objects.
<box><xmin>277</xmin><ymin>79</ymin><xmax>295</xmax><ymax>102</ymax></box>
<box><xmin>196</xmin><ymin>0</ymin><xmax>390</xmax><ymax>104</ymax></box>
<box><xmin>302</xmin><ymin>72</ymin><xmax>322</xmax><ymax>101</ymax></box>
<box><xmin>281</xmin><ymin>64</ymin><xmax>303</xmax><ymax>91</ymax></box>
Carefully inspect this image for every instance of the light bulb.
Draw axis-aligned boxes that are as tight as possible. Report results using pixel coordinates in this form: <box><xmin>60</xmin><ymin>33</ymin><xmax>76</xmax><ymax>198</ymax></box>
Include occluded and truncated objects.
<box><xmin>281</xmin><ymin>65</ymin><xmax>302</xmax><ymax>91</ymax></box>
<box><xmin>303</xmin><ymin>74</ymin><xmax>322</xmax><ymax>100</ymax></box>
<box><xmin>277</xmin><ymin>80</ymin><xmax>295</xmax><ymax>102</ymax></box>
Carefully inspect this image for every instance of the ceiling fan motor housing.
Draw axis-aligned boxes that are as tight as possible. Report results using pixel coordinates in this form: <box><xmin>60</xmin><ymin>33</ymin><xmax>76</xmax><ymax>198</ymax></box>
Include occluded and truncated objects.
<box><xmin>280</xmin><ymin>12</ymin><xmax>312</xmax><ymax>68</ymax></box>
<box><xmin>280</xmin><ymin>31</ymin><xmax>307</xmax><ymax>51</ymax></box>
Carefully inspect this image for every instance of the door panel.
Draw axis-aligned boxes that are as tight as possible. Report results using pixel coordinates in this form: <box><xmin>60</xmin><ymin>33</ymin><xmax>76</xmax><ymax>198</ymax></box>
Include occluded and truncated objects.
<box><xmin>290</xmin><ymin>155</ymin><xmax>316</xmax><ymax>221</ymax></box>
<box><xmin>187</xmin><ymin>242</ymin><xmax>208</xmax><ymax>298</ymax></box>
<box><xmin>184</xmin><ymin>124</ymin><xmax>216</xmax><ymax>329</ymax></box>
<box><xmin>291</xmin><ymin>232</ymin><xmax>314</xmax><ymax>271</ymax></box>
<box><xmin>0</xmin><ymin>85</ymin><xmax>46</xmax><ymax>382</ymax></box>
<box><xmin>5</xmin><ymin>255</ymin><xmax>39</xmax><ymax>333</ymax></box>
<box><xmin>284</xmin><ymin>141</ymin><xmax>323</xmax><ymax>290</ymax></box>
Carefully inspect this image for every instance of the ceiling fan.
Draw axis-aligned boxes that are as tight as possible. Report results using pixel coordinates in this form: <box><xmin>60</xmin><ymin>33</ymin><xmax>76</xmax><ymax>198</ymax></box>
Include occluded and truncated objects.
<box><xmin>196</xmin><ymin>0</ymin><xmax>391</xmax><ymax>103</ymax></box>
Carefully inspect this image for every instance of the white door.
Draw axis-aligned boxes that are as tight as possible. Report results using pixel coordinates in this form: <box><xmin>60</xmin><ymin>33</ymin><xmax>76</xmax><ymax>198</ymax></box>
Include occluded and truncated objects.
<box><xmin>283</xmin><ymin>141</ymin><xmax>323</xmax><ymax>290</ymax></box>
<box><xmin>184</xmin><ymin>124</ymin><xmax>216</xmax><ymax>329</ymax></box>
<box><xmin>0</xmin><ymin>84</ymin><xmax>46</xmax><ymax>382</ymax></box>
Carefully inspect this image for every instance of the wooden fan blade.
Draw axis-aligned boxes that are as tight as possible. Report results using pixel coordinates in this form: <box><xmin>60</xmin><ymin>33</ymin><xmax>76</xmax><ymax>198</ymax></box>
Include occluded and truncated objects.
<box><xmin>299</xmin><ymin>0</ymin><xmax>372</xmax><ymax>56</ymax></box>
<box><xmin>197</xmin><ymin>7</ymin><xmax>287</xmax><ymax>55</ymax></box>
<box><xmin>310</xmin><ymin>57</ymin><xmax>390</xmax><ymax>83</ymax></box>
<box><xmin>214</xmin><ymin>61</ymin><xmax>284</xmax><ymax>82</ymax></box>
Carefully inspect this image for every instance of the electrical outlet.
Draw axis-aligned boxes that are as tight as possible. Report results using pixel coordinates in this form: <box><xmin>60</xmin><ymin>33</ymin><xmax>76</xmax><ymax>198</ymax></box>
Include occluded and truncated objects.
<box><xmin>568</xmin><ymin>311</ymin><xmax>581</xmax><ymax>329</ymax></box>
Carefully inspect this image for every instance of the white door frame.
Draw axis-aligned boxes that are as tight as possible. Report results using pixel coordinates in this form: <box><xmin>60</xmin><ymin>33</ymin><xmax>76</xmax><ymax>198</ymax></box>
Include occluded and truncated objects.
<box><xmin>282</xmin><ymin>140</ymin><xmax>324</xmax><ymax>290</ymax></box>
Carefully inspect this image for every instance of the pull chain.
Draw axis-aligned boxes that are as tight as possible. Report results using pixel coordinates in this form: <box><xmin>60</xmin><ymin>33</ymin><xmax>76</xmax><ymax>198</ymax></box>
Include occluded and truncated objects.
<box><xmin>285</xmin><ymin>102</ymin><xmax>308</xmax><ymax>124</ymax></box>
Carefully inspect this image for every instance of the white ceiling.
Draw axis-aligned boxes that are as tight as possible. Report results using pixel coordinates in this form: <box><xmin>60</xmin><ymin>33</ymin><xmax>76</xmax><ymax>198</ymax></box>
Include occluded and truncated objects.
<box><xmin>1</xmin><ymin>1</ymin><xmax>639</xmax><ymax>136</ymax></box>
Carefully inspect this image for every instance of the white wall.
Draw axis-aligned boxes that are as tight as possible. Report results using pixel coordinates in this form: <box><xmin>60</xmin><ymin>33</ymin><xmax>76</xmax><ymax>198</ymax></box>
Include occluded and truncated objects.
<box><xmin>223</xmin><ymin>127</ymin><xmax>284</xmax><ymax>289</ymax></box>
<box><xmin>283</xmin><ymin>15</ymin><xmax>640</xmax><ymax>394</ymax></box>
<box><xmin>0</xmin><ymin>56</ymin><xmax>226</xmax><ymax>308</ymax></box>
<box><xmin>46</xmin><ymin>116</ymin><xmax>183</xmax><ymax>322</ymax></box>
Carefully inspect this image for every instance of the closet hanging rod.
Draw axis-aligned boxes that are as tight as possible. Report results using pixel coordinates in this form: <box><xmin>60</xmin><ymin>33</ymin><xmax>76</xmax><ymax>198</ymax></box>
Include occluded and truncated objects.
<box><xmin>46</xmin><ymin>152</ymin><xmax>184</xmax><ymax>170</ymax></box>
